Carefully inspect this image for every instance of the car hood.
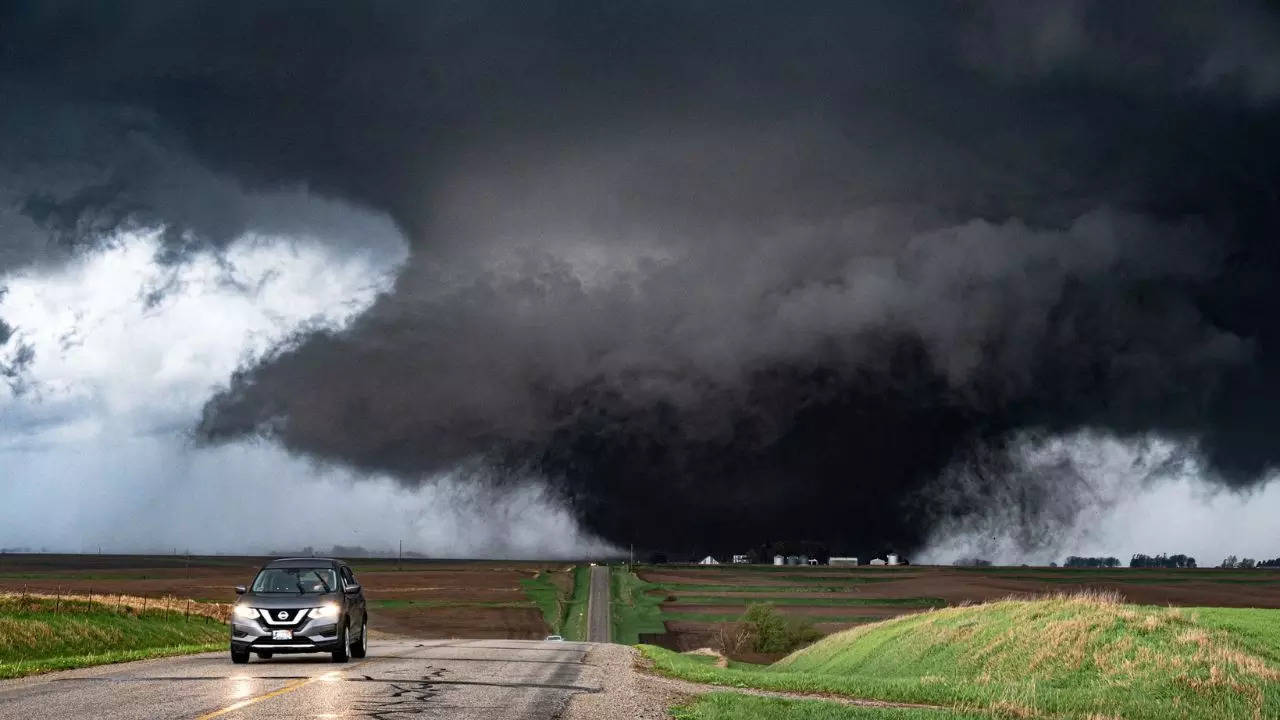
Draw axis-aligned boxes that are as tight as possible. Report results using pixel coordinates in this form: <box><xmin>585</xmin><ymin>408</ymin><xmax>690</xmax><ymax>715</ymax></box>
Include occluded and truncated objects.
<box><xmin>237</xmin><ymin>591</ymin><xmax>342</xmax><ymax>609</ymax></box>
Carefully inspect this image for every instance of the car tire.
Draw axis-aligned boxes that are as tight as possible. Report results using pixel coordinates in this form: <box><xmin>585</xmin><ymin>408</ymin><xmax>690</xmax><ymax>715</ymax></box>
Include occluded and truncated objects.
<box><xmin>350</xmin><ymin>618</ymin><xmax>367</xmax><ymax>658</ymax></box>
<box><xmin>231</xmin><ymin>648</ymin><xmax>250</xmax><ymax>664</ymax></box>
<box><xmin>331</xmin><ymin>621</ymin><xmax>350</xmax><ymax>662</ymax></box>
<box><xmin>256</xmin><ymin>651</ymin><xmax>273</xmax><ymax>659</ymax></box>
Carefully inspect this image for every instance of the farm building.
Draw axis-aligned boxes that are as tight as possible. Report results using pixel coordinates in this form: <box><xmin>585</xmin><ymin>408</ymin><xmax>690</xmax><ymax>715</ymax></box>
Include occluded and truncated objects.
<box><xmin>829</xmin><ymin>556</ymin><xmax>859</xmax><ymax>567</ymax></box>
<box><xmin>698</xmin><ymin>555</ymin><xmax>719</xmax><ymax>565</ymax></box>
<box><xmin>732</xmin><ymin>554</ymin><xmax>750</xmax><ymax>564</ymax></box>
<box><xmin>869</xmin><ymin>558</ymin><xmax>886</xmax><ymax>566</ymax></box>
<box><xmin>773</xmin><ymin>555</ymin><xmax>785</xmax><ymax>565</ymax></box>
<box><xmin>887</xmin><ymin>553</ymin><xmax>899</xmax><ymax>566</ymax></box>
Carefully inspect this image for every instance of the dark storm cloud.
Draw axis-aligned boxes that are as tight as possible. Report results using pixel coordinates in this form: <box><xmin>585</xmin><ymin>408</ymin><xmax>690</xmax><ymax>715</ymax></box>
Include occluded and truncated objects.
<box><xmin>4</xmin><ymin>1</ymin><xmax>1280</xmax><ymax>553</ymax></box>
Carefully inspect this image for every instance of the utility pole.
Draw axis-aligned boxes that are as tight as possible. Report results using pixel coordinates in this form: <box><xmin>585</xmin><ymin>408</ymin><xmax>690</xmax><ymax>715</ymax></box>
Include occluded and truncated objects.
<box><xmin>630</xmin><ymin>543</ymin><xmax>634</xmax><ymax>569</ymax></box>
<box><xmin>398</xmin><ymin>539</ymin><xmax>402</xmax><ymax>571</ymax></box>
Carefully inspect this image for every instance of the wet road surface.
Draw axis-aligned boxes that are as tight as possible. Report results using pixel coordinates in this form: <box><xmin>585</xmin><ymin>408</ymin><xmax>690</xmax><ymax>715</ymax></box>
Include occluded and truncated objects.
<box><xmin>0</xmin><ymin>638</ymin><xmax>599</xmax><ymax>719</ymax></box>
<box><xmin>586</xmin><ymin>566</ymin><xmax>611</xmax><ymax>644</ymax></box>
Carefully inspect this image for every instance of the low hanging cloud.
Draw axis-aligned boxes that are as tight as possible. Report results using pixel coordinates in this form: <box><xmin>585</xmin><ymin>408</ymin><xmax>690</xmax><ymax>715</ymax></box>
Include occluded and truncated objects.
<box><xmin>916</xmin><ymin>431</ymin><xmax>1280</xmax><ymax>565</ymax></box>
<box><xmin>1</xmin><ymin>2</ymin><xmax>1279</xmax><ymax>556</ymax></box>
<box><xmin>0</xmin><ymin>437</ymin><xmax>613</xmax><ymax>559</ymax></box>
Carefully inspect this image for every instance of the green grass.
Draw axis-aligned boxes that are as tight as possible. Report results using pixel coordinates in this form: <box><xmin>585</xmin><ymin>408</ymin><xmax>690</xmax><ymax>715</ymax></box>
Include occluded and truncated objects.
<box><xmin>520</xmin><ymin>570</ymin><xmax>572</xmax><ymax>634</ymax></box>
<box><xmin>560</xmin><ymin>566</ymin><xmax>591</xmax><ymax>641</ymax></box>
<box><xmin>612</xmin><ymin>568</ymin><xmax>666</xmax><ymax>644</ymax></box>
<box><xmin>670</xmin><ymin>693</ymin><xmax>984</xmax><ymax>720</ymax></box>
<box><xmin>640</xmin><ymin>593</ymin><xmax>1280</xmax><ymax>720</ymax></box>
<box><xmin>663</xmin><ymin>611</ymin><xmax>881</xmax><ymax>624</ymax></box>
<box><xmin>0</xmin><ymin>597</ymin><xmax>224</xmax><ymax>678</ymax></box>
<box><xmin>668</xmin><ymin>596</ymin><xmax>944</xmax><ymax>608</ymax></box>
<box><xmin>515</xmin><ymin>567</ymin><xmax>595</xmax><ymax>639</ymax></box>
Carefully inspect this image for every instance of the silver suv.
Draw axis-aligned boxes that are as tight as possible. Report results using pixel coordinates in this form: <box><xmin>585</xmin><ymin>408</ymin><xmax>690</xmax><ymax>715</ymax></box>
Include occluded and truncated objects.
<box><xmin>229</xmin><ymin>558</ymin><xmax>368</xmax><ymax>663</ymax></box>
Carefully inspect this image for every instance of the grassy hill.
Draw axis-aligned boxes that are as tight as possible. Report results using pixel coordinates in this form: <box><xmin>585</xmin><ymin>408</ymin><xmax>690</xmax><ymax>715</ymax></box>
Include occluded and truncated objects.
<box><xmin>644</xmin><ymin>591</ymin><xmax>1280</xmax><ymax>719</ymax></box>
<box><xmin>0</xmin><ymin>596</ymin><xmax>224</xmax><ymax>678</ymax></box>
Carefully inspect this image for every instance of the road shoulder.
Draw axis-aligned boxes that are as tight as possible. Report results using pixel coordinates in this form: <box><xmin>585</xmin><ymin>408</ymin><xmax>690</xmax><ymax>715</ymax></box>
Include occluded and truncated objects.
<box><xmin>566</xmin><ymin>644</ymin><xmax>694</xmax><ymax>720</ymax></box>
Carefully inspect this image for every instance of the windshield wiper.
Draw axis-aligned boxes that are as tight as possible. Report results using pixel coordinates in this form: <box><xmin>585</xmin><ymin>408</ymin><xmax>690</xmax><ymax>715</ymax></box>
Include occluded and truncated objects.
<box><xmin>313</xmin><ymin>574</ymin><xmax>331</xmax><ymax>593</ymax></box>
<box><xmin>295</xmin><ymin>580</ymin><xmax>307</xmax><ymax>594</ymax></box>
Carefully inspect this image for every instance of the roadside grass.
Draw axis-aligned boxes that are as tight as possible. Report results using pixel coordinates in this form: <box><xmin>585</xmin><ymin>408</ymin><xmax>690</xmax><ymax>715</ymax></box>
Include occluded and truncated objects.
<box><xmin>668</xmin><ymin>596</ymin><xmax>944</xmax><ymax>608</ymax></box>
<box><xmin>670</xmin><ymin>693</ymin><xmax>985</xmax><ymax>720</ymax></box>
<box><xmin>560</xmin><ymin>566</ymin><xmax>591</xmax><ymax>641</ymax></box>
<box><xmin>611</xmin><ymin>568</ymin><xmax>666</xmax><ymax>644</ymax></box>
<box><xmin>520</xmin><ymin>570</ymin><xmax>572</xmax><ymax>634</ymax></box>
<box><xmin>0</xmin><ymin>596</ymin><xmax>224</xmax><ymax>679</ymax></box>
<box><xmin>640</xmin><ymin>592</ymin><xmax>1280</xmax><ymax>720</ymax></box>
<box><xmin>516</xmin><ymin>567</ymin><xmax>594</xmax><ymax>639</ymax></box>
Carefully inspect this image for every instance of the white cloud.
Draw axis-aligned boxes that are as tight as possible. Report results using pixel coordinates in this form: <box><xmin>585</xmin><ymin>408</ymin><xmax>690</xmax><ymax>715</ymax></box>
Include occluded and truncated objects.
<box><xmin>0</xmin><ymin>224</ymin><xmax>615</xmax><ymax>558</ymax></box>
<box><xmin>0</xmin><ymin>227</ymin><xmax>403</xmax><ymax>446</ymax></box>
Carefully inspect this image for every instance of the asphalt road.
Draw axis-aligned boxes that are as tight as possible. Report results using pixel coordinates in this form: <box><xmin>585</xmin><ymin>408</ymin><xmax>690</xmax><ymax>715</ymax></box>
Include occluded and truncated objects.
<box><xmin>0</xmin><ymin>639</ymin><xmax>600</xmax><ymax>719</ymax></box>
<box><xmin>585</xmin><ymin>566</ymin><xmax>611</xmax><ymax>643</ymax></box>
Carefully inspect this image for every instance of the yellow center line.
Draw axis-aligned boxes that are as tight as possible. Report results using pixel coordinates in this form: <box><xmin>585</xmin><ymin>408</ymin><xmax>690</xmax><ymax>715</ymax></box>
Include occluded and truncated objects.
<box><xmin>194</xmin><ymin>658</ymin><xmax>378</xmax><ymax>719</ymax></box>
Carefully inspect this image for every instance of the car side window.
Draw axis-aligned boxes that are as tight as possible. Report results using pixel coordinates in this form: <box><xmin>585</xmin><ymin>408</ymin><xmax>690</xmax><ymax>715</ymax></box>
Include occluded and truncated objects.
<box><xmin>341</xmin><ymin>567</ymin><xmax>357</xmax><ymax>589</ymax></box>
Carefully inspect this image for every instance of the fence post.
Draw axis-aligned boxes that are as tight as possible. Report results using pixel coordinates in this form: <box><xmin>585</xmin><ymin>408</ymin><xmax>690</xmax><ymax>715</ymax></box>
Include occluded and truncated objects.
<box><xmin>185</xmin><ymin>599</ymin><xmax>190</xmax><ymax>621</ymax></box>
<box><xmin>141</xmin><ymin>595</ymin><xmax>147</xmax><ymax>616</ymax></box>
<box><xmin>55</xmin><ymin>589</ymin><xmax>61</xmax><ymax>614</ymax></box>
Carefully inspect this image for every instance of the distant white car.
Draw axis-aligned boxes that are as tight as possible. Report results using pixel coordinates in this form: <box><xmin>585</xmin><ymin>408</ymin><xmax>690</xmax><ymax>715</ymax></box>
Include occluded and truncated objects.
<box><xmin>544</xmin><ymin>635</ymin><xmax>564</xmax><ymax>642</ymax></box>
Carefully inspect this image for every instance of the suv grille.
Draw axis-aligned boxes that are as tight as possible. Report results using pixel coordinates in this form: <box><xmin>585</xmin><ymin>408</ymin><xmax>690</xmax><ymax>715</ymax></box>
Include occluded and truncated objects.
<box><xmin>254</xmin><ymin>607</ymin><xmax>311</xmax><ymax>628</ymax></box>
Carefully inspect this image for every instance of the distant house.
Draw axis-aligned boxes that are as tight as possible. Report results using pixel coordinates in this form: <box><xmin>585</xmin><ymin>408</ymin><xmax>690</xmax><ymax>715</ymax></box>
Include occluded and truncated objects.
<box><xmin>698</xmin><ymin>555</ymin><xmax>720</xmax><ymax>565</ymax></box>
<box><xmin>731</xmin><ymin>554</ymin><xmax>750</xmax><ymax>564</ymax></box>
<box><xmin>869</xmin><ymin>558</ymin><xmax>887</xmax><ymax>566</ymax></box>
<box><xmin>830</xmin><ymin>556</ymin><xmax>859</xmax><ymax>567</ymax></box>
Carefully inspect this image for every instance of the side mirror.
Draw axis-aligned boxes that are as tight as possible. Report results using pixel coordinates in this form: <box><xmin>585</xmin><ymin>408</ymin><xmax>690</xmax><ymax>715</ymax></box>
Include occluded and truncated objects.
<box><xmin>234</xmin><ymin>585</ymin><xmax>246</xmax><ymax>595</ymax></box>
<box><xmin>344</xmin><ymin>583</ymin><xmax>361</xmax><ymax>594</ymax></box>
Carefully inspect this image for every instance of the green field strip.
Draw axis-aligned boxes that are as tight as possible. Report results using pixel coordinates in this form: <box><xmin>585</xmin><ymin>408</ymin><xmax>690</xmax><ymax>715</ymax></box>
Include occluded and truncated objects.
<box><xmin>611</xmin><ymin>567</ymin><xmax>666</xmax><ymax>644</ymax></box>
<box><xmin>665</xmin><ymin>596</ymin><xmax>945</xmax><ymax>607</ymax></box>
<box><xmin>662</xmin><ymin>611</ymin><xmax>882</xmax><ymax>624</ymax></box>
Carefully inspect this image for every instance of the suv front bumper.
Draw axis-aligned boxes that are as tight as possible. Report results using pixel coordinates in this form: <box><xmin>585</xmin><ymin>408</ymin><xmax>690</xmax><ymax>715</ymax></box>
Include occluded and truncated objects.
<box><xmin>230</xmin><ymin>617</ymin><xmax>342</xmax><ymax>653</ymax></box>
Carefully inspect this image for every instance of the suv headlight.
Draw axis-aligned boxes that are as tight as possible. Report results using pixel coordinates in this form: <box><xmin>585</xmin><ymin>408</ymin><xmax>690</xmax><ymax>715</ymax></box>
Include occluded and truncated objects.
<box><xmin>310</xmin><ymin>603</ymin><xmax>340</xmax><ymax>620</ymax></box>
<box><xmin>233</xmin><ymin>605</ymin><xmax>257</xmax><ymax>620</ymax></box>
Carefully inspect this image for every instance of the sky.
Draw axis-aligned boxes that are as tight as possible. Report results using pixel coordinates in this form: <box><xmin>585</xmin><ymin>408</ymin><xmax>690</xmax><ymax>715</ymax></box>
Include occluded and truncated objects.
<box><xmin>2</xmin><ymin>2</ymin><xmax>1280</xmax><ymax>562</ymax></box>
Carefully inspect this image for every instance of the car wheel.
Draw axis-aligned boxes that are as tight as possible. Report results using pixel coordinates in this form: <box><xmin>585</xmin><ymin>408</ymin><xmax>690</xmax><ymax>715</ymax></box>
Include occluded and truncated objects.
<box><xmin>231</xmin><ymin>648</ymin><xmax>250</xmax><ymax>664</ymax></box>
<box><xmin>350</xmin><ymin>618</ymin><xmax>367</xmax><ymax>658</ymax></box>
<box><xmin>256</xmin><ymin>651</ymin><xmax>273</xmax><ymax>660</ymax></box>
<box><xmin>331</xmin><ymin>621</ymin><xmax>350</xmax><ymax>662</ymax></box>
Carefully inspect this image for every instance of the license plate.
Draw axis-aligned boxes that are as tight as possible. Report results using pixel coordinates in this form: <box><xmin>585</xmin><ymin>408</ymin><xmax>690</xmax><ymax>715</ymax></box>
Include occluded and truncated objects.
<box><xmin>272</xmin><ymin>630</ymin><xmax>293</xmax><ymax>640</ymax></box>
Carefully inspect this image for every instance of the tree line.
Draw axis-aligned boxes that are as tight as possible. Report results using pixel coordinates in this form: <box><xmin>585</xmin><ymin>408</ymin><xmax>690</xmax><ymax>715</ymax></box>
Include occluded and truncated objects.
<box><xmin>1219</xmin><ymin>556</ymin><xmax>1280</xmax><ymax>569</ymax></box>
<box><xmin>1129</xmin><ymin>553</ymin><xmax>1196</xmax><ymax>568</ymax></box>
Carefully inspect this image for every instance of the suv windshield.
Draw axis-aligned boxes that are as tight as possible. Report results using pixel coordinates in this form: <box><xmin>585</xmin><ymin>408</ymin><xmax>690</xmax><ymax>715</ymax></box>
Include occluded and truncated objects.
<box><xmin>251</xmin><ymin>567</ymin><xmax>337</xmax><ymax>594</ymax></box>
